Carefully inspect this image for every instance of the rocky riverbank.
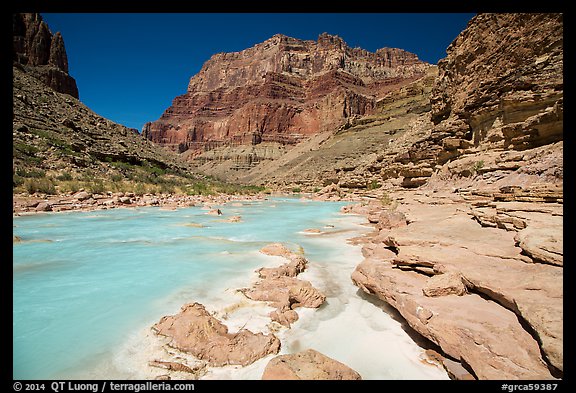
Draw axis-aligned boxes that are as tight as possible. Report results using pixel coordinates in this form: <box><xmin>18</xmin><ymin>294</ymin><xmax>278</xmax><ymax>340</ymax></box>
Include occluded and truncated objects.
<box><xmin>12</xmin><ymin>191</ymin><xmax>274</xmax><ymax>216</ymax></box>
<box><xmin>345</xmin><ymin>184</ymin><xmax>563</xmax><ymax>380</ymax></box>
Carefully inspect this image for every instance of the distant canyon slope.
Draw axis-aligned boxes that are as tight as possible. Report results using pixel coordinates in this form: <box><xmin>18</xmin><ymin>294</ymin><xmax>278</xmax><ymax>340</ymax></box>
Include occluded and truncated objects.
<box><xmin>142</xmin><ymin>33</ymin><xmax>430</xmax><ymax>156</ymax></box>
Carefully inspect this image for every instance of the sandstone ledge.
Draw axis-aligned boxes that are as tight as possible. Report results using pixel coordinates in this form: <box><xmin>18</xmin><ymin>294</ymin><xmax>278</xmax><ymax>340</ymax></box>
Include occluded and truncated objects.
<box><xmin>348</xmin><ymin>189</ymin><xmax>562</xmax><ymax>379</ymax></box>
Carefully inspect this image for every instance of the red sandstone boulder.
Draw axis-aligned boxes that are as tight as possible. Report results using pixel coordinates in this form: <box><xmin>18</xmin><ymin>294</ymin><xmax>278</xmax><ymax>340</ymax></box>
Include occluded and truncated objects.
<box><xmin>152</xmin><ymin>302</ymin><xmax>280</xmax><ymax>367</ymax></box>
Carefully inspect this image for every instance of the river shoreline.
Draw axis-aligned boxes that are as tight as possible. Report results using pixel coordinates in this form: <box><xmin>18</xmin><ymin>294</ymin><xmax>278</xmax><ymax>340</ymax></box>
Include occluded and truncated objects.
<box><xmin>12</xmin><ymin>190</ymin><xmax>367</xmax><ymax>217</ymax></box>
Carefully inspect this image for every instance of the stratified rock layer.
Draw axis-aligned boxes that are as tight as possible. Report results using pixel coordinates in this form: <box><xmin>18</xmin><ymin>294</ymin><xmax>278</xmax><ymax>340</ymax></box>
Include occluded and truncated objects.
<box><xmin>143</xmin><ymin>33</ymin><xmax>430</xmax><ymax>159</ymax></box>
<box><xmin>396</xmin><ymin>13</ymin><xmax>563</xmax><ymax>188</ymax></box>
<box><xmin>223</xmin><ymin>13</ymin><xmax>562</xmax><ymax>194</ymax></box>
<box><xmin>350</xmin><ymin>188</ymin><xmax>562</xmax><ymax>379</ymax></box>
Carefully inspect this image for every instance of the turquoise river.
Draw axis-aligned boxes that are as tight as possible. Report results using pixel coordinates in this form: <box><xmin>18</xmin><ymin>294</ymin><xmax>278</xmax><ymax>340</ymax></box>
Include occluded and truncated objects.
<box><xmin>13</xmin><ymin>197</ymin><xmax>448</xmax><ymax>380</ymax></box>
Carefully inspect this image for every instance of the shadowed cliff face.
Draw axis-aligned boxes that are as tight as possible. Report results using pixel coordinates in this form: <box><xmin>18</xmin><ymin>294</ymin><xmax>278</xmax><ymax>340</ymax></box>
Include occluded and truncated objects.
<box><xmin>13</xmin><ymin>13</ymin><xmax>79</xmax><ymax>98</ymax></box>
<box><xmin>142</xmin><ymin>33</ymin><xmax>431</xmax><ymax>156</ymax></box>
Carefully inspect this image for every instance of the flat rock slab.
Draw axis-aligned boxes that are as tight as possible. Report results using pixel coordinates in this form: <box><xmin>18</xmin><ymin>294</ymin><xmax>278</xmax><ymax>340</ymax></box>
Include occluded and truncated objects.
<box><xmin>352</xmin><ymin>259</ymin><xmax>552</xmax><ymax>380</ymax></box>
<box><xmin>350</xmin><ymin>192</ymin><xmax>562</xmax><ymax>378</ymax></box>
<box><xmin>152</xmin><ymin>302</ymin><xmax>280</xmax><ymax>367</ymax></box>
<box><xmin>515</xmin><ymin>225</ymin><xmax>563</xmax><ymax>266</ymax></box>
<box><xmin>262</xmin><ymin>349</ymin><xmax>362</xmax><ymax>380</ymax></box>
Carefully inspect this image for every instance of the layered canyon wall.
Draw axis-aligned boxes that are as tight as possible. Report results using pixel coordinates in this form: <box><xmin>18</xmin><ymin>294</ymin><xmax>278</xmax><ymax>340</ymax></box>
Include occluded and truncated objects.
<box><xmin>142</xmin><ymin>33</ymin><xmax>430</xmax><ymax>158</ymax></box>
<box><xmin>390</xmin><ymin>13</ymin><xmax>563</xmax><ymax>188</ymax></box>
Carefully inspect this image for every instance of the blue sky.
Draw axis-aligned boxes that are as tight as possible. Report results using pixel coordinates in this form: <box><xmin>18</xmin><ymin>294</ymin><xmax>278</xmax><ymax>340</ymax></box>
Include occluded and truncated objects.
<box><xmin>42</xmin><ymin>13</ymin><xmax>475</xmax><ymax>131</ymax></box>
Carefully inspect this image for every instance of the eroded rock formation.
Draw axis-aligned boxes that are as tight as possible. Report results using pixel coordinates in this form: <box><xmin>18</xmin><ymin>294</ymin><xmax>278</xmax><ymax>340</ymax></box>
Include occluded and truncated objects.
<box><xmin>394</xmin><ymin>13</ymin><xmax>563</xmax><ymax>188</ymax></box>
<box><xmin>224</xmin><ymin>13</ymin><xmax>563</xmax><ymax>193</ymax></box>
<box><xmin>13</xmin><ymin>13</ymin><xmax>79</xmax><ymax>98</ymax></box>
<box><xmin>239</xmin><ymin>243</ymin><xmax>326</xmax><ymax>327</ymax></box>
<box><xmin>350</xmin><ymin>187</ymin><xmax>563</xmax><ymax>379</ymax></box>
<box><xmin>13</xmin><ymin>13</ymin><xmax>198</xmax><ymax>189</ymax></box>
<box><xmin>143</xmin><ymin>33</ymin><xmax>430</xmax><ymax>165</ymax></box>
<box><xmin>152</xmin><ymin>302</ymin><xmax>281</xmax><ymax>367</ymax></box>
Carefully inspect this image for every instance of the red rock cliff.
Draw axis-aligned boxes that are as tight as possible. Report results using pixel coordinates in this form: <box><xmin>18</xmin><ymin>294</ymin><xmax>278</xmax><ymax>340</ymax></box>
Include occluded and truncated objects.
<box><xmin>13</xmin><ymin>13</ymin><xmax>79</xmax><ymax>98</ymax></box>
<box><xmin>143</xmin><ymin>33</ymin><xmax>430</xmax><ymax>155</ymax></box>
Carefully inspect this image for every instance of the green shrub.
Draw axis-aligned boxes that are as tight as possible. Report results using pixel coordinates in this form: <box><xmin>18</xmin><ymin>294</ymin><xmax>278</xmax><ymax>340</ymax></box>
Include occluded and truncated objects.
<box><xmin>133</xmin><ymin>183</ymin><xmax>148</xmax><ymax>196</ymax></box>
<box><xmin>88</xmin><ymin>180</ymin><xmax>105</xmax><ymax>194</ymax></box>
<box><xmin>63</xmin><ymin>181</ymin><xmax>81</xmax><ymax>193</ymax></box>
<box><xmin>13</xmin><ymin>175</ymin><xmax>24</xmax><ymax>187</ymax></box>
<box><xmin>159</xmin><ymin>183</ymin><xmax>176</xmax><ymax>194</ymax></box>
<box><xmin>367</xmin><ymin>180</ymin><xmax>381</xmax><ymax>190</ymax></box>
<box><xmin>25</xmin><ymin>178</ymin><xmax>56</xmax><ymax>195</ymax></box>
<box><xmin>56</xmin><ymin>172</ymin><xmax>73</xmax><ymax>181</ymax></box>
<box><xmin>291</xmin><ymin>187</ymin><xmax>302</xmax><ymax>193</ymax></box>
<box><xmin>472</xmin><ymin>160</ymin><xmax>485</xmax><ymax>173</ymax></box>
<box><xmin>14</xmin><ymin>142</ymin><xmax>39</xmax><ymax>156</ymax></box>
<box><xmin>16</xmin><ymin>168</ymin><xmax>45</xmax><ymax>178</ymax></box>
<box><xmin>187</xmin><ymin>181</ymin><xmax>211</xmax><ymax>196</ymax></box>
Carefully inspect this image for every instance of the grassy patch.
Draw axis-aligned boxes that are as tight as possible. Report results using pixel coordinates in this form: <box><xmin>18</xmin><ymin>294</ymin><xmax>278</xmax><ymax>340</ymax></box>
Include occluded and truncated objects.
<box><xmin>56</xmin><ymin>172</ymin><xmax>73</xmax><ymax>181</ymax></box>
<box><xmin>380</xmin><ymin>192</ymin><xmax>393</xmax><ymax>206</ymax></box>
<box><xmin>24</xmin><ymin>178</ymin><xmax>56</xmax><ymax>195</ymax></box>
<box><xmin>87</xmin><ymin>180</ymin><xmax>105</xmax><ymax>194</ymax></box>
<box><xmin>16</xmin><ymin>168</ymin><xmax>46</xmax><ymax>178</ymax></box>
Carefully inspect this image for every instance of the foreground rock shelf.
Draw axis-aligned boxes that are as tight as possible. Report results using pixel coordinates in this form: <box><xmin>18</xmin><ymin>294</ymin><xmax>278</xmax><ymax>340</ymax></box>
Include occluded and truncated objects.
<box><xmin>349</xmin><ymin>188</ymin><xmax>562</xmax><ymax>379</ymax></box>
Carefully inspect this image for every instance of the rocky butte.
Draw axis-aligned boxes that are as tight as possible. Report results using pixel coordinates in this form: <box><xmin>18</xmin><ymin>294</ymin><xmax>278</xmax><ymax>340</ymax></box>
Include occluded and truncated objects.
<box><xmin>13</xmin><ymin>13</ymin><xmax>79</xmax><ymax>98</ymax></box>
<box><xmin>142</xmin><ymin>33</ymin><xmax>430</xmax><ymax>162</ymax></box>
